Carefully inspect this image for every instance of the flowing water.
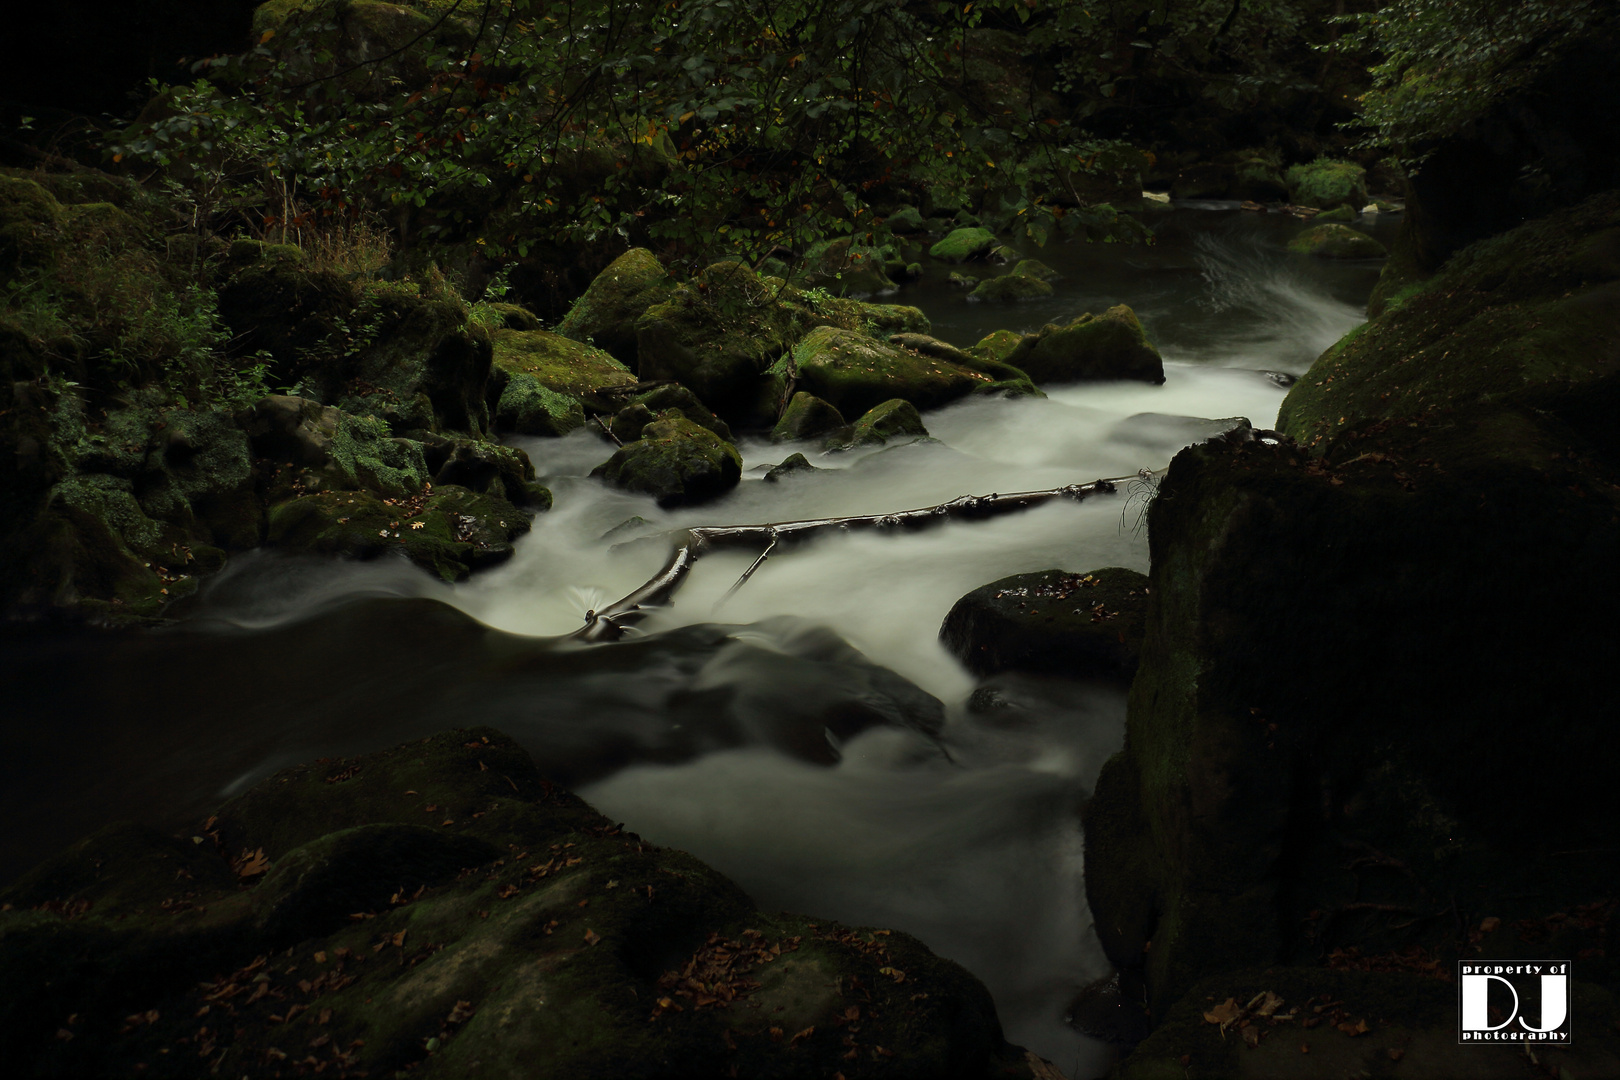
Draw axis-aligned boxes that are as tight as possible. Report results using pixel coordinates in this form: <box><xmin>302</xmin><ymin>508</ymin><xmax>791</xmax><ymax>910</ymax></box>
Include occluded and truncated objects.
<box><xmin>0</xmin><ymin>204</ymin><xmax>1395</xmax><ymax>1078</ymax></box>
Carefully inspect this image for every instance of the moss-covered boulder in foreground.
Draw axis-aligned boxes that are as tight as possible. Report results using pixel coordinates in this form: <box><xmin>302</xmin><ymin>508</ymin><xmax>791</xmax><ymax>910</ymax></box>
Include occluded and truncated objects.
<box><xmin>844</xmin><ymin>398</ymin><xmax>929</xmax><ymax>448</ymax></box>
<box><xmin>590</xmin><ymin>416</ymin><xmax>742</xmax><ymax>507</ymax></box>
<box><xmin>940</xmin><ymin>567</ymin><xmax>1148</xmax><ymax>682</ymax></box>
<box><xmin>1003</xmin><ymin>305</ymin><xmax>1164</xmax><ymax>384</ymax></box>
<box><xmin>1288</xmin><ymin>223</ymin><xmax>1387</xmax><ymax>259</ymax></box>
<box><xmin>1083</xmin><ymin>190</ymin><xmax>1620</xmax><ymax>1025</ymax></box>
<box><xmin>0</xmin><ymin>728</ymin><xmax>1055</xmax><ymax>1079</ymax></box>
<box><xmin>553</xmin><ymin>247</ymin><xmax>674</xmax><ymax>369</ymax></box>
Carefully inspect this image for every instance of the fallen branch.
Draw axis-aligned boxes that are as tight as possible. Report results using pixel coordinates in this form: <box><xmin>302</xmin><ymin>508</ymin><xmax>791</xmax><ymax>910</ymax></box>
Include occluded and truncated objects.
<box><xmin>573</xmin><ymin>478</ymin><xmax>1129</xmax><ymax>641</ymax></box>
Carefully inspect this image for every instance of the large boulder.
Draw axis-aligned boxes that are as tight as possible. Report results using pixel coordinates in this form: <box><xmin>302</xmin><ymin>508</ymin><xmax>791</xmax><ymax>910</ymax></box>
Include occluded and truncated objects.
<box><xmin>553</xmin><ymin>247</ymin><xmax>674</xmax><ymax>369</ymax></box>
<box><xmin>489</xmin><ymin>327</ymin><xmax>637</xmax><ymax>416</ymax></box>
<box><xmin>928</xmin><ymin>226</ymin><xmax>997</xmax><ymax>262</ymax></box>
<box><xmin>940</xmin><ymin>567</ymin><xmax>1148</xmax><ymax>682</ymax></box>
<box><xmin>1083</xmin><ymin>188</ymin><xmax>1620</xmax><ymax>1027</ymax></box>
<box><xmin>842</xmin><ymin>398</ymin><xmax>928</xmax><ymax>448</ymax></box>
<box><xmin>590</xmin><ymin>416</ymin><xmax>742</xmax><ymax>507</ymax></box>
<box><xmin>969</xmin><ymin>273</ymin><xmax>1053</xmax><ymax>302</ymax></box>
<box><xmin>790</xmin><ymin>325</ymin><xmax>992</xmax><ymax>417</ymax></box>
<box><xmin>0</xmin><ymin>727</ymin><xmax>1053</xmax><ymax>1079</ymax></box>
<box><xmin>635</xmin><ymin>261</ymin><xmax>803</xmax><ymax>423</ymax></box>
<box><xmin>1003</xmin><ymin>305</ymin><xmax>1165</xmax><ymax>384</ymax></box>
<box><xmin>771</xmin><ymin>392</ymin><xmax>846</xmax><ymax>444</ymax></box>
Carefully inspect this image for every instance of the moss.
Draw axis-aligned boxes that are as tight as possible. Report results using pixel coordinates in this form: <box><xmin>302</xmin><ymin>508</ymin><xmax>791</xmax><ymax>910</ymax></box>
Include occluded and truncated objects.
<box><xmin>0</xmin><ymin>175</ymin><xmax>65</xmax><ymax>277</ymax></box>
<box><xmin>325</xmin><ymin>413</ymin><xmax>430</xmax><ymax>497</ymax></box>
<box><xmin>1004</xmin><ymin>304</ymin><xmax>1164</xmax><ymax>384</ymax></box>
<box><xmin>495</xmin><ymin>372</ymin><xmax>587</xmax><ymax>436</ymax></box>
<box><xmin>844</xmin><ymin>398</ymin><xmax>928</xmax><ymax>447</ymax></box>
<box><xmin>928</xmin><ymin>227</ymin><xmax>997</xmax><ymax>262</ymax></box>
<box><xmin>1009</xmin><ymin>259</ymin><xmax>1058</xmax><ymax>281</ymax></box>
<box><xmin>635</xmin><ymin>261</ymin><xmax>803</xmax><ymax>423</ymax></box>
<box><xmin>1278</xmin><ymin>187</ymin><xmax>1620</xmax><ymax>453</ymax></box>
<box><xmin>589</xmin><ymin>416</ymin><xmax>742</xmax><ymax>507</ymax></box>
<box><xmin>553</xmin><ymin>248</ymin><xmax>674</xmax><ymax>368</ymax></box>
<box><xmin>940</xmin><ymin>567</ymin><xmax>1149</xmax><ymax>680</ymax></box>
<box><xmin>791</xmin><ymin>325</ymin><xmax>991</xmax><ymax>417</ymax></box>
<box><xmin>628</xmin><ymin>384</ymin><xmax>732</xmax><ymax>441</ymax></box>
<box><xmin>887</xmin><ymin>205</ymin><xmax>926</xmax><ymax>233</ymax></box>
<box><xmin>969</xmin><ymin>274</ymin><xmax>1053</xmax><ymax>302</ymax></box>
<box><xmin>1313</xmin><ymin>204</ymin><xmax>1357</xmax><ymax>223</ymax></box>
<box><xmin>968</xmin><ymin>328</ymin><xmax>1026</xmax><ymax>364</ymax></box>
<box><xmin>1284</xmin><ymin>158</ymin><xmax>1368</xmax><ymax>211</ymax></box>
<box><xmin>1287</xmin><ymin>223</ymin><xmax>1387</xmax><ymax>259</ymax></box>
<box><xmin>771</xmin><ymin>392</ymin><xmax>846</xmax><ymax>443</ymax></box>
<box><xmin>492</xmin><ymin>327</ymin><xmax>637</xmax><ymax>415</ymax></box>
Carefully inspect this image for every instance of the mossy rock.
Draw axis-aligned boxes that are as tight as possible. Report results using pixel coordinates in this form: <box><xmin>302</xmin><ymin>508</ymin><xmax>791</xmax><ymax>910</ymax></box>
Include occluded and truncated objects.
<box><xmin>843</xmin><ymin>398</ymin><xmax>928</xmax><ymax>448</ymax></box>
<box><xmin>1285</xmin><ymin>158</ymin><xmax>1369</xmax><ymax>212</ymax></box>
<box><xmin>969</xmin><ymin>274</ymin><xmax>1054</xmax><ymax>302</ymax></box>
<box><xmin>216</xmin><ymin>240</ymin><xmax>356</xmax><ymax>373</ymax></box>
<box><xmin>0</xmin><ymin>174</ymin><xmax>65</xmax><ymax>277</ymax></box>
<box><xmin>790</xmin><ymin>325</ymin><xmax>994</xmax><ymax>417</ymax></box>
<box><xmin>1312</xmin><ymin>204</ymin><xmax>1357</xmax><ymax>223</ymax></box>
<box><xmin>490</xmin><ymin>327</ymin><xmax>636</xmax><ymax>415</ymax></box>
<box><xmin>853</xmin><ymin>302</ymin><xmax>929</xmax><ymax>336</ymax></box>
<box><xmin>764</xmin><ymin>452</ymin><xmax>819</xmax><ymax>482</ymax></box>
<box><xmin>627</xmin><ymin>384</ymin><xmax>732</xmax><ymax>441</ymax></box>
<box><xmin>589</xmin><ymin>416</ymin><xmax>742</xmax><ymax>508</ymax></box>
<box><xmin>968</xmin><ymin>328</ymin><xmax>1027</xmax><ymax>365</ymax></box>
<box><xmin>553</xmin><ymin>248</ymin><xmax>674</xmax><ymax>369</ymax></box>
<box><xmin>939</xmin><ymin>567</ymin><xmax>1149</xmax><ymax>682</ymax></box>
<box><xmin>947</xmin><ymin>272</ymin><xmax>979</xmax><ymax>289</ymax></box>
<box><xmin>266</xmin><ymin>483</ymin><xmax>530</xmax><ymax>581</ymax></box>
<box><xmin>1003</xmin><ymin>305</ymin><xmax>1165</xmax><ymax>384</ymax></box>
<box><xmin>1288</xmin><ymin>223</ymin><xmax>1387</xmax><ymax>259</ymax></box>
<box><xmin>928</xmin><ymin>227</ymin><xmax>997</xmax><ymax>262</ymax></box>
<box><xmin>886</xmin><ymin>205</ymin><xmax>927</xmax><ymax>233</ymax></box>
<box><xmin>796</xmin><ymin>237</ymin><xmax>896</xmax><ymax>297</ymax></box>
<box><xmin>35</xmin><ymin>473</ymin><xmax>174</xmax><ymax>615</ymax></box>
<box><xmin>0</xmin><ymin>727</ymin><xmax>1044</xmax><ymax>1079</ymax></box>
<box><xmin>1010</xmin><ymin>259</ymin><xmax>1059</xmax><ymax>281</ymax></box>
<box><xmin>495</xmin><ymin>372</ymin><xmax>587</xmax><ymax>436</ymax></box>
<box><xmin>324</xmin><ymin>412</ymin><xmax>430</xmax><ymax>497</ymax></box>
<box><xmin>771</xmin><ymin>391</ymin><xmax>847</xmax><ymax>444</ymax></box>
<box><xmin>424</xmin><ymin>437</ymin><xmax>551</xmax><ymax>509</ymax></box>
<box><xmin>635</xmin><ymin>261</ymin><xmax>804</xmax><ymax>423</ymax></box>
<box><xmin>133</xmin><ymin>407</ymin><xmax>260</xmax><ymax>548</ymax></box>
<box><xmin>481</xmin><ymin>302</ymin><xmax>541</xmax><ymax>331</ymax></box>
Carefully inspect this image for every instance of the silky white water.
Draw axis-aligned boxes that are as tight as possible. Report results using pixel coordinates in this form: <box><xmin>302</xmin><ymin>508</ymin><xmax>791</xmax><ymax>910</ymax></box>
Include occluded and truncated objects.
<box><xmin>142</xmin><ymin>207</ymin><xmax>1384</xmax><ymax>1077</ymax></box>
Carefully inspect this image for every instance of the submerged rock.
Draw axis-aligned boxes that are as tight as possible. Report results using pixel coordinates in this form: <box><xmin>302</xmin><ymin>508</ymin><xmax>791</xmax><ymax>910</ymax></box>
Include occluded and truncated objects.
<box><xmin>764</xmin><ymin>452</ymin><xmax>819</xmax><ymax>481</ymax></box>
<box><xmin>940</xmin><ymin>568</ymin><xmax>1149</xmax><ymax>682</ymax></box>
<box><xmin>1288</xmin><ymin>223</ymin><xmax>1387</xmax><ymax>258</ymax></box>
<box><xmin>1004</xmin><ymin>305</ymin><xmax>1165</xmax><ymax>384</ymax></box>
<box><xmin>0</xmin><ymin>727</ymin><xmax>1053</xmax><ymax>1079</ymax></box>
<box><xmin>590</xmin><ymin>415</ymin><xmax>742</xmax><ymax>507</ymax></box>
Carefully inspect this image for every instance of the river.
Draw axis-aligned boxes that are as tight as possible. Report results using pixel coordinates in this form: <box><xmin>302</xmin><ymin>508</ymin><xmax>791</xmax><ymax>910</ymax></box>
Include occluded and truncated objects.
<box><xmin>0</xmin><ymin>202</ymin><xmax>1394</xmax><ymax>1077</ymax></box>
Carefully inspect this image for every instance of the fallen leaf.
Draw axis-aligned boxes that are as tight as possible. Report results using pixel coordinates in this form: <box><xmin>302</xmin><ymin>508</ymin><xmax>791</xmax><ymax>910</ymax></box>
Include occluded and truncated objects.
<box><xmin>1337</xmin><ymin>1018</ymin><xmax>1370</xmax><ymax>1037</ymax></box>
<box><xmin>1254</xmin><ymin>991</ymin><xmax>1285</xmax><ymax>1017</ymax></box>
<box><xmin>1479</xmin><ymin>916</ymin><xmax>1501</xmax><ymax>933</ymax></box>
<box><xmin>1242</xmin><ymin>1024</ymin><xmax>1262</xmax><ymax>1048</ymax></box>
<box><xmin>584</xmin><ymin>928</ymin><xmax>601</xmax><ymax>946</ymax></box>
<box><xmin>313</xmin><ymin>951</ymin><xmax>326</xmax><ymax>964</ymax></box>
<box><xmin>1387</xmin><ymin>1048</ymin><xmax>1405</xmax><ymax>1061</ymax></box>
<box><xmin>790</xmin><ymin>1026</ymin><xmax>815</xmax><ymax>1044</ymax></box>
<box><xmin>1204</xmin><ymin>997</ymin><xmax>1242</xmax><ymax>1026</ymax></box>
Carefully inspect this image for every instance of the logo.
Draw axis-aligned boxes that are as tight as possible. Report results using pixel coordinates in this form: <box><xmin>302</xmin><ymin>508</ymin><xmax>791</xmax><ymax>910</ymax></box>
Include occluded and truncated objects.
<box><xmin>1457</xmin><ymin>961</ymin><xmax>1572</xmax><ymax>1045</ymax></box>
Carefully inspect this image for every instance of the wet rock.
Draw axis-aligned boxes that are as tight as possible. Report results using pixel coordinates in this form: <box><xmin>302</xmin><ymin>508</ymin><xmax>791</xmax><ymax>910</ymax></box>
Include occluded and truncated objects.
<box><xmin>241</xmin><ymin>394</ymin><xmax>343</xmax><ymax>467</ymax></box>
<box><xmin>590</xmin><ymin>415</ymin><xmax>742</xmax><ymax>507</ymax></box>
<box><xmin>553</xmin><ymin>248</ymin><xmax>674</xmax><ymax>368</ymax></box>
<box><xmin>929</xmin><ymin>226</ymin><xmax>997</xmax><ymax>262</ymax></box>
<box><xmin>764</xmin><ymin>452</ymin><xmax>818</xmax><ymax>482</ymax></box>
<box><xmin>969</xmin><ymin>274</ymin><xmax>1054</xmax><ymax>302</ymax></box>
<box><xmin>608</xmin><ymin>401</ymin><xmax>656</xmax><ymax>444</ymax></box>
<box><xmin>427</xmin><ymin>437</ymin><xmax>550</xmax><ymax>507</ymax></box>
<box><xmin>1010</xmin><ymin>259</ymin><xmax>1059</xmax><ymax>281</ymax></box>
<box><xmin>0</xmin><ymin>727</ymin><xmax>1039</xmax><ymax>1080</ymax></box>
<box><xmin>1284</xmin><ymin>158</ymin><xmax>1369</xmax><ymax>212</ymax></box>
<box><xmin>791</xmin><ymin>325</ymin><xmax>991</xmax><ymax>417</ymax></box>
<box><xmin>1004</xmin><ymin>305</ymin><xmax>1165</xmax><ymax>384</ymax></box>
<box><xmin>887</xmin><ymin>205</ymin><xmax>927</xmax><ymax>233</ymax></box>
<box><xmin>1288</xmin><ymin>223</ymin><xmax>1388</xmax><ymax>258</ymax></box>
<box><xmin>940</xmin><ymin>568</ymin><xmax>1149</xmax><ymax>682</ymax></box>
<box><xmin>494</xmin><ymin>371</ymin><xmax>588</xmax><ymax>436</ymax></box>
<box><xmin>842</xmin><ymin>398</ymin><xmax>929</xmax><ymax>448</ymax></box>
<box><xmin>1313</xmin><ymin>204</ymin><xmax>1357</xmax><ymax>223</ymax></box>
<box><xmin>490</xmin><ymin>326</ymin><xmax>637</xmax><ymax>416</ymax></box>
<box><xmin>947</xmin><ymin>271</ymin><xmax>980</xmax><ymax>288</ymax></box>
<box><xmin>625</xmin><ymin>383</ymin><xmax>732</xmax><ymax>441</ymax></box>
<box><xmin>635</xmin><ymin>261</ymin><xmax>802</xmax><ymax>423</ymax></box>
<box><xmin>797</xmin><ymin>236</ymin><xmax>895</xmax><ymax>297</ymax></box>
<box><xmin>968</xmin><ymin>328</ymin><xmax>1026</xmax><ymax>364</ymax></box>
<box><xmin>1086</xmin><ymin>193</ymin><xmax>1620</xmax><ymax>1022</ymax></box>
<box><xmin>771</xmin><ymin>391</ymin><xmax>847</xmax><ymax>444</ymax></box>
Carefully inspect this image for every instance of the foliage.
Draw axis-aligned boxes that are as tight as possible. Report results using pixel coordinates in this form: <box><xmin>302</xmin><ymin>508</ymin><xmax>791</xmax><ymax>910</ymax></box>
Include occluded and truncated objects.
<box><xmin>1334</xmin><ymin>0</ymin><xmax>1606</xmax><ymax>164</ymax></box>
<box><xmin>99</xmin><ymin>0</ymin><xmax>1318</xmax><ymax>272</ymax></box>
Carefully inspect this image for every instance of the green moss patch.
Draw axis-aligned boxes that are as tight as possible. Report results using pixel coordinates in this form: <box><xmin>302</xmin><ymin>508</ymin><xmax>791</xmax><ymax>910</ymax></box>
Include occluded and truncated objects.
<box><xmin>792</xmin><ymin>325</ymin><xmax>991</xmax><ymax>417</ymax></box>
<box><xmin>1288</xmin><ymin>223</ymin><xmax>1387</xmax><ymax>259</ymax></box>
<box><xmin>491</xmin><ymin>327</ymin><xmax>636</xmax><ymax>415</ymax></box>
<box><xmin>1003</xmin><ymin>304</ymin><xmax>1164</xmax><ymax>384</ymax></box>
<box><xmin>589</xmin><ymin>416</ymin><xmax>742</xmax><ymax>507</ymax></box>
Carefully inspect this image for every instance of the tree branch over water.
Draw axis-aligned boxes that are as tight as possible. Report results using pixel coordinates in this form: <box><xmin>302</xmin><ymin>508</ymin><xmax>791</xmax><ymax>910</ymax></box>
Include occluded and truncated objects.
<box><xmin>574</xmin><ymin>477</ymin><xmax>1134</xmax><ymax>642</ymax></box>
